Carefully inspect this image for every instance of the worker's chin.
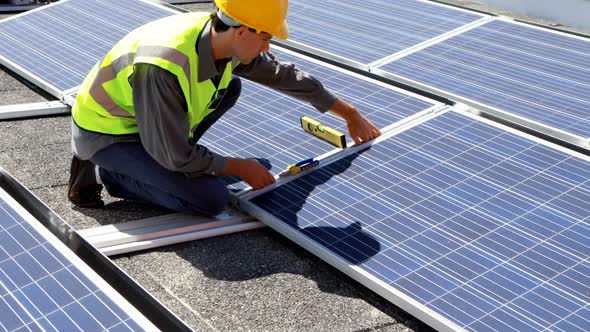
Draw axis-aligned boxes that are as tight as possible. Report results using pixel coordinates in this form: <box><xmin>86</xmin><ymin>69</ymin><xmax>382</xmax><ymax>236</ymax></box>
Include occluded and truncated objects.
<box><xmin>238</xmin><ymin>56</ymin><xmax>254</xmax><ymax>65</ymax></box>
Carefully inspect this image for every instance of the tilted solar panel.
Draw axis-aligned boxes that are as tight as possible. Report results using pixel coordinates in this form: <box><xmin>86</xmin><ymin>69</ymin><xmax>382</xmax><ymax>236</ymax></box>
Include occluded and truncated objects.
<box><xmin>242</xmin><ymin>110</ymin><xmax>590</xmax><ymax>331</ymax></box>
<box><xmin>0</xmin><ymin>0</ymin><xmax>176</xmax><ymax>97</ymax></box>
<box><xmin>284</xmin><ymin>0</ymin><xmax>484</xmax><ymax>66</ymax></box>
<box><xmin>0</xmin><ymin>187</ymin><xmax>157</xmax><ymax>331</ymax></box>
<box><xmin>198</xmin><ymin>47</ymin><xmax>440</xmax><ymax>190</ymax></box>
<box><xmin>375</xmin><ymin>19</ymin><xmax>590</xmax><ymax>149</ymax></box>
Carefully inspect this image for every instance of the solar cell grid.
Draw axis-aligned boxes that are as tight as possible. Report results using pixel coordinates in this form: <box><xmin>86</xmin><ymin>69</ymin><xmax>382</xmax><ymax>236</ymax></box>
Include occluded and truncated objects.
<box><xmin>198</xmin><ymin>48</ymin><xmax>437</xmax><ymax>190</ymax></box>
<box><xmin>0</xmin><ymin>0</ymin><xmax>176</xmax><ymax>94</ymax></box>
<box><xmin>246</xmin><ymin>110</ymin><xmax>590</xmax><ymax>331</ymax></box>
<box><xmin>0</xmin><ymin>188</ymin><xmax>155</xmax><ymax>331</ymax></box>
<box><xmin>377</xmin><ymin>19</ymin><xmax>590</xmax><ymax>143</ymax></box>
<box><xmin>286</xmin><ymin>0</ymin><xmax>483</xmax><ymax>65</ymax></box>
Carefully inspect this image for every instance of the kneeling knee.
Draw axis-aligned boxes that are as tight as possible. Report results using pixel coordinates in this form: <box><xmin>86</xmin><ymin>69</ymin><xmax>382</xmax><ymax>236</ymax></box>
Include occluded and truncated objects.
<box><xmin>202</xmin><ymin>185</ymin><xmax>230</xmax><ymax>216</ymax></box>
<box><xmin>183</xmin><ymin>181</ymin><xmax>229</xmax><ymax>217</ymax></box>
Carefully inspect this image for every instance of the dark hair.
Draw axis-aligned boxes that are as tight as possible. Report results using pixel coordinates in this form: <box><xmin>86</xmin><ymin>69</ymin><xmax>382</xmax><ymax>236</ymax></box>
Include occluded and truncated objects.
<box><xmin>210</xmin><ymin>12</ymin><xmax>257</xmax><ymax>33</ymax></box>
<box><xmin>210</xmin><ymin>12</ymin><xmax>231</xmax><ymax>33</ymax></box>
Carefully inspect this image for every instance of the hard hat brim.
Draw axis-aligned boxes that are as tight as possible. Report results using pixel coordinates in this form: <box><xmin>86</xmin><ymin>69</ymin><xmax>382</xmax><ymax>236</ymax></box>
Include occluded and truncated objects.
<box><xmin>274</xmin><ymin>20</ymin><xmax>289</xmax><ymax>40</ymax></box>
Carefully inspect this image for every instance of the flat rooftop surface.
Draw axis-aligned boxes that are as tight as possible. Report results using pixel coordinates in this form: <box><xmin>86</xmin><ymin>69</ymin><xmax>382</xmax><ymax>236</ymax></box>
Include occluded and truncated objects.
<box><xmin>0</xmin><ymin>2</ymin><xmax>432</xmax><ymax>331</ymax></box>
<box><xmin>1</xmin><ymin>1</ymin><xmax>587</xmax><ymax>331</ymax></box>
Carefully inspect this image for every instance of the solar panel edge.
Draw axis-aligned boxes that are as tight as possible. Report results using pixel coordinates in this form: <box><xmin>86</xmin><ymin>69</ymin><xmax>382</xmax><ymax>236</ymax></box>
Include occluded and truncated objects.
<box><xmin>137</xmin><ymin>0</ymin><xmax>183</xmax><ymax>14</ymax></box>
<box><xmin>240</xmin><ymin>108</ymin><xmax>590</xmax><ymax>331</ymax></box>
<box><xmin>455</xmin><ymin>100</ymin><xmax>590</xmax><ymax>150</ymax></box>
<box><xmin>0</xmin><ymin>0</ymin><xmax>63</xmax><ymax>23</ymax></box>
<box><xmin>276</xmin><ymin>9</ymin><xmax>489</xmax><ymax>69</ymax></box>
<box><xmin>368</xmin><ymin>16</ymin><xmax>492</xmax><ymax>68</ymax></box>
<box><xmin>373</xmin><ymin>18</ymin><xmax>590</xmax><ymax>152</ymax></box>
<box><xmin>286</xmin><ymin>0</ymin><xmax>485</xmax><ymax>65</ymax></box>
<box><xmin>0</xmin><ymin>54</ymin><xmax>64</xmax><ymax>100</ymax></box>
<box><xmin>493</xmin><ymin>16</ymin><xmax>590</xmax><ymax>44</ymax></box>
<box><xmin>238</xmin><ymin>198</ymin><xmax>466</xmax><ymax>332</ymax></box>
<box><xmin>0</xmin><ymin>0</ymin><xmax>179</xmax><ymax>101</ymax></box>
<box><xmin>236</xmin><ymin>104</ymin><xmax>448</xmax><ymax>200</ymax></box>
<box><xmin>0</xmin><ymin>186</ymin><xmax>159</xmax><ymax>331</ymax></box>
<box><xmin>0</xmin><ymin>166</ymin><xmax>193</xmax><ymax>331</ymax></box>
<box><xmin>413</xmin><ymin>0</ymin><xmax>484</xmax><ymax>15</ymax></box>
<box><xmin>0</xmin><ymin>0</ymin><xmax>81</xmax><ymax>98</ymax></box>
<box><xmin>451</xmin><ymin>107</ymin><xmax>590</xmax><ymax>161</ymax></box>
<box><xmin>371</xmin><ymin>66</ymin><xmax>590</xmax><ymax>153</ymax></box>
<box><xmin>274</xmin><ymin>38</ymin><xmax>370</xmax><ymax>69</ymax></box>
<box><xmin>274</xmin><ymin>45</ymin><xmax>443</xmax><ymax>105</ymax></box>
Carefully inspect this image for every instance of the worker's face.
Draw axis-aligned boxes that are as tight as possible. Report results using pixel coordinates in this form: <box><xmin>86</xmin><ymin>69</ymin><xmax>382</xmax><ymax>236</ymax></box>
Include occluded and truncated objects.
<box><xmin>233</xmin><ymin>27</ymin><xmax>272</xmax><ymax>64</ymax></box>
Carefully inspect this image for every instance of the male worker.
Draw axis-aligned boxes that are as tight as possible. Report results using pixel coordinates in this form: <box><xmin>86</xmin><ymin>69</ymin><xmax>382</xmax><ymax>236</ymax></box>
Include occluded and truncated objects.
<box><xmin>68</xmin><ymin>0</ymin><xmax>381</xmax><ymax>216</ymax></box>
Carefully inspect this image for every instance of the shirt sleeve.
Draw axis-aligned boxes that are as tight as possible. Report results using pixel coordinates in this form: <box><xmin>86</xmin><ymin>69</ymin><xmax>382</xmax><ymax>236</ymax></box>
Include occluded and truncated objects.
<box><xmin>132</xmin><ymin>63</ymin><xmax>226</xmax><ymax>177</ymax></box>
<box><xmin>233</xmin><ymin>51</ymin><xmax>338</xmax><ymax>113</ymax></box>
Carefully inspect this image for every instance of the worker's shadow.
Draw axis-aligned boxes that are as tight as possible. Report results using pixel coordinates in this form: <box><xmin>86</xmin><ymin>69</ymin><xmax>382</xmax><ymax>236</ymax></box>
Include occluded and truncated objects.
<box><xmin>174</xmin><ymin>146</ymin><xmax>384</xmax><ymax>299</ymax></box>
<box><xmin>253</xmin><ymin>147</ymin><xmax>381</xmax><ymax>266</ymax></box>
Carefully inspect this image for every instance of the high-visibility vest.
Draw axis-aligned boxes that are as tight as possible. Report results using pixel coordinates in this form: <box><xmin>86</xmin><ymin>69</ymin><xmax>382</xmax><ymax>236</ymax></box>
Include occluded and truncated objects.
<box><xmin>72</xmin><ymin>12</ymin><xmax>233</xmax><ymax>141</ymax></box>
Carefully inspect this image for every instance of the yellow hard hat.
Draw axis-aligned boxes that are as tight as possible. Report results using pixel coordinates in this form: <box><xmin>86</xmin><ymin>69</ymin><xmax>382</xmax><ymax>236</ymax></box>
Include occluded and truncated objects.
<box><xmin>214</xmin><ymin>0</ymin><xmax>289</xmax><ymax>39</ymax></box>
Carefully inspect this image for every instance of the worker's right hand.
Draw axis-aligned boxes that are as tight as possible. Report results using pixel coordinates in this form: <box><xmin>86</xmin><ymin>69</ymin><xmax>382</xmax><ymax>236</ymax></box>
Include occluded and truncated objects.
<box><xmin>223</xmin><ymin>158</ymin><xmax>276</xmax><ymax>190</ymax></box>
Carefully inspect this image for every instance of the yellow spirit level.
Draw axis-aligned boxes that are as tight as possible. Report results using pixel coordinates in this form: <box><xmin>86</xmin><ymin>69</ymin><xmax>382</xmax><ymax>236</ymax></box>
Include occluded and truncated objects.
<box><xmin>300</xmin><ymin>116</ymin><xmax>347</xmax><ymax>148</ymax></box>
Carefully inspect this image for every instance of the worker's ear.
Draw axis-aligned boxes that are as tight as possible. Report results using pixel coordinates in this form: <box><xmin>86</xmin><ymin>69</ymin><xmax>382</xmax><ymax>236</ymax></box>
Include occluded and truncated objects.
<box><xmin>234</xmin><ymin>26</ymin><xmax>248</xmax><ymax>40</ymax></box>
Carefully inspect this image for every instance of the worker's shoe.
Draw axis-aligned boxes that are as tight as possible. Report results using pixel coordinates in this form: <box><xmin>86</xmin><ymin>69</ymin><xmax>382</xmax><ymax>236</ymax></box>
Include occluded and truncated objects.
<box><xmin>67</xmin><ymin>156</ymin><xmax>104</xmax><ymax>208</ymax></box>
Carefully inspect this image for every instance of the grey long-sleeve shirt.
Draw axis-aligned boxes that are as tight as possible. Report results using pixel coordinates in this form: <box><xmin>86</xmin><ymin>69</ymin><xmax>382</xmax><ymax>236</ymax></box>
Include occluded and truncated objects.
<box><xmin>72</xmin><ymin>19</ymin><xmax>337</xmax><ymax>177</ymax></box>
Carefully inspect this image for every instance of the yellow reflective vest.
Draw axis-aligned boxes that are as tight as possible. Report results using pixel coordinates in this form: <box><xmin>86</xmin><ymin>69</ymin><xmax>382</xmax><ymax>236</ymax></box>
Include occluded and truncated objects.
<box><xmin>72</xmin><ymin>13</ymin><xmax>233</xmax><ymax>141</ymax></box>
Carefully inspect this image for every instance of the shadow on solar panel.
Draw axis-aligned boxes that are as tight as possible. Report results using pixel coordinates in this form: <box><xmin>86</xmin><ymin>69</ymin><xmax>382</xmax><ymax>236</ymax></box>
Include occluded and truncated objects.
<box><xmin>244</xmin><ymin>109</ymin><xmax>590</xmax><ymax>332</ymax></box>
<box><xmin>257</xmin><ymin>147</ymin><xmax>382</xmax><ymax>264</ymax></box>
<box><xmin>199</xmin><ymin>47</ymin><xmax>439</xmax><ymax>191</ymax></box>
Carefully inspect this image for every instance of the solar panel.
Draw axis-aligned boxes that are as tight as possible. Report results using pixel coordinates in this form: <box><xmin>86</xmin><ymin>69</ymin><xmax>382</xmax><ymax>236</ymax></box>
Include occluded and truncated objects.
<box><xmin>0</xmin><ymin>0</ymin><xmax>177</xmax><ymax>97</ymax></box>
<box><xmin>241</xmin><ymin>109</ymin><xmax>590</xmax><ymax>331</ymax></box>
<box><xmin>375</xmin><ymin>19</ymin><xmax>590</xmax><ymax>149</ymax></box>
<box><xmin>198</xmin><ymin>47</ymin><xmax>440</xmax><ymax>190</ymax></box>
<box><xmin>0</xmin><ymin>187</ymin><xmax>157</xmax><ymax>331</ymax></box>
<box><xmin>283</xmin><ymin>0</ymin><xmax>484</xmax><ymax>66</ymax></box>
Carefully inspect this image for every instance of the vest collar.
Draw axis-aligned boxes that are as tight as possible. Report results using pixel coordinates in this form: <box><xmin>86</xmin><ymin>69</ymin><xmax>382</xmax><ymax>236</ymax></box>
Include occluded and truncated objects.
<box><xmin>197</xmin><ymin>20</ymin><xmax>236</xmax><ymax>83</ymax></box>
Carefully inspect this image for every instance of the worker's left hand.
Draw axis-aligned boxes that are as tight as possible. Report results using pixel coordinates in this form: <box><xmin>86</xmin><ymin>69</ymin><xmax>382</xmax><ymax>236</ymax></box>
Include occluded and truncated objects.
<box><xmin>346</xmin><ymin>108</ymin><xmax>381</xmax><ymax>145</ymax></box>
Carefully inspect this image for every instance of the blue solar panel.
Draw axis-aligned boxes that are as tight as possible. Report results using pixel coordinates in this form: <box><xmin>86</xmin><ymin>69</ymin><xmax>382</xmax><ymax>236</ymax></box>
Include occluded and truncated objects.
<box><xmin>377</xmin><ymin>19</ymin><xmax>590</xmax><ymax>141</ymax></box>
<box><xmin>286</xmin><ymin>0</ymin><xmax>483</xmax><ymax>65</ymax></box>
<box><xmin>0</xmin><ymin>188</ymin><xmax>156</xmax><ymax>331</ymax></box>
<box><xmin>0</xmin><ymin>0</ymin><xmax>176</xmax><ymax>94</ymax></box>
<box><xmin>199</xmin><ymin>48</ymin><xmax>437</xmax><ymax>190</ymax></box>
<box><xmin>246</xmin><ymin>110</ymin><xmax>590</xmax><ymax>331</ymax></box>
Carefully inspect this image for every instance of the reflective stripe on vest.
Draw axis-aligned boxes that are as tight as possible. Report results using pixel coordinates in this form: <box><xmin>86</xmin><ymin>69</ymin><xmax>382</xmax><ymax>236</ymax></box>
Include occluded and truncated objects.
<box><xmin>89</xmin><ymin>46</ymin><xmax>190</xmax><ymax>118</ymax></box>
<box><xmin>72</xmin><ymin>13</ymin><xmax>233</xmax><ymax>138</ymax></box>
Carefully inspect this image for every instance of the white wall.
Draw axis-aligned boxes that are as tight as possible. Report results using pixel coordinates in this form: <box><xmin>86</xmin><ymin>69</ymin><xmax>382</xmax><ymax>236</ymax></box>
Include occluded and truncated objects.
<box><xmin>479</xmin><ymin>0</ymin><xmax>590</xmax><ymax>30</ymax></box>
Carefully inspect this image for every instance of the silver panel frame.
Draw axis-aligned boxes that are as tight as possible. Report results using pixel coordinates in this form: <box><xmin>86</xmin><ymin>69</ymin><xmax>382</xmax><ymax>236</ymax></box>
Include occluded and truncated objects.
<box><xmin>239</xmin><ymin>107</ymin><xmax>466</xmax><ymax>332</ymax></box>
<box><xmin>0</xmin><ymin>55</ymin><xmax>63</xmax><ymax>99</ymax></box>
<box><xmin>63</xmin><ymin>87</ymin><xmax>78</xmax><ymax>106</ymax></box>
<box><xmin>79</xmin><ymin>211</ymin><xmax>262</xmax><ymax>256</ymax></box>
<box><xmin>0</xmin><ymin>0</ymin><xmax>180</xmax><ymax>104</ymax></box>
<box><xmin>0</xmin><ymin>100</ymin><xmax>69</xmax><ymax>120</ymax></box>
<box><xmin>0</xmin><ymin>0</ymin><xmax>83</xmax><ymax>101</ymax></box>
<box><xmin>372</xmin><ymin>16</ymin><xmax>590</xmax><ymax>150</ymax></box>
<box><xmin>0</xmin><ymin>166</ymin><xmax>192</xmax><ymax>330</ymax></box>
<box><xmin>239</xmin><ymin>104</ymin><xmax>590</xmax><ymax>331</ymax></box>
<box><xmin>0</xmin><ymin>4</ymin><xmax>45</xmax><ymax>13</ymax></box>
<box><xmin>233</xmin><ymin>44</ymin><xmax>447</xmax><ymax>199</ymax></box>
<box><xmin>272</xmin><ymin>0</ymin><xmax>489</xmax><ymax>69</ymax></box>
<box><xmin>240</xmin><ymin>199</ymin><xmax>465</xmax><ymax>332</ymax></box>
<box><xmin>0</xmin><ymin>185</ymin><xmax>159</xmax><ymax>331</ymax></box>
<box><xmin>367</xmin><ymin>16</ymin><xmax>493</xmax><ymax>68</ymax></box>
<box><xmin>370</xmin><ymin>66</ymin><xmax>590</xmax><ymax>151</ymax></box>
<box><xmin>237</xmin><ymin>102</ymin><xmax>448</xmax><ymax>201</ymax></box>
